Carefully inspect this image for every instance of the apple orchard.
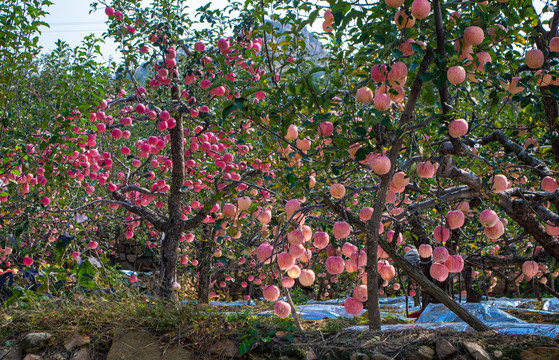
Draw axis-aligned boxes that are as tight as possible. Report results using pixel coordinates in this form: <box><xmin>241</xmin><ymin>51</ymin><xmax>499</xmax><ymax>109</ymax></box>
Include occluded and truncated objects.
<box><xmin>2</xmin><ymin>0</ymin><xmax>559</xmax><ymax>331</ymax></box>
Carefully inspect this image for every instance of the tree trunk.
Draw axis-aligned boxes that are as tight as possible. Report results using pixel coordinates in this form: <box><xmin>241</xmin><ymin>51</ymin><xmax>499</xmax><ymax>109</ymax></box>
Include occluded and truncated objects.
<box><xmin>197</xmin><ymin>250</ymin><xmax>211</xmax><ymax>304</ymax></box>
<box><xmin>464</xmin><ymin>266</ymin><xmax>482</xmax><ymax>303</ymax></box>
<box><xmin>419</xmin><ymin>255</ymin><xmax>433</xmax><ymax>309</ymax></box>
<box><xmin>158</xmin><ymin>84</ymin><xmax>185</xmax><ymax>300</ymax></box>
<box><xmin>365</xmin><ymin>230</ymin><xmax>381</xmax><ymax>330</ymax></box>
<box><xmin>316</xmin><ymin>277</ymin><xmax>325</xmax><ymax>301</ymax></box>
<box><xmin>534</xmin><ymin>281</ymin><xmax>543</xmax><ymax>302</ymax></box>
<box><xmin>286</xmin><ymin>289</ymin><xmax>303</xmax><ymax>331</ymax></box>
<box><xmin>159</xmin><ymin>226</ymin><xmax>181</xmax><ymax>300</ymax></box>
<box><xmin>230</xmin><ymin>271</ymin><xmax>242</xmax><ymax>301</ymax></box>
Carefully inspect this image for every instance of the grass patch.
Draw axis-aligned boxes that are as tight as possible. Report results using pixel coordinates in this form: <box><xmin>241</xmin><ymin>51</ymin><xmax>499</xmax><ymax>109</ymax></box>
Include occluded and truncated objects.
<box><xmin>0</xmin><ymin>291</ymin><xmax>316</xmax><ymax>353</ymax></box>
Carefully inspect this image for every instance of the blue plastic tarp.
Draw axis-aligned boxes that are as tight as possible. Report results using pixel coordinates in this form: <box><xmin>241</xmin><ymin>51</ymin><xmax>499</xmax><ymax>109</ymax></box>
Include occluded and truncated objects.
<box><xmin>416</xmin><ymin>303</ymin><xmax>525</xmax><ymax>324</ymax></box>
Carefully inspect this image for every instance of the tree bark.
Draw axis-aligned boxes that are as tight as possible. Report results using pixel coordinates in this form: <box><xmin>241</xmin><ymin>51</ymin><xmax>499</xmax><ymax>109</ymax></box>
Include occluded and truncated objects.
<box><xmin>196</xmin><ymin>225</ymin><xmax>214</xmax><ymax>304</ymax></box>
<box><xmin>365</xmin><ymin>229</ymin><xmax>381</xmax><ymax>330</ymax></box>
<box><xmin>464</xmin><ymin>266</ymin><xmax>482</xmax><ymax>303</ymax></box>
<box><xmin>197</xmin><ymin>249</ymin><xmax>211</xmax><ymax>304</ymax></box>
<box><xmin>158</xmin><ymin>84</ymin><xmax>185</xmax><ymax>299</ymax></box>
<box><xmin>498</xmin><ymin>196</ymin><xmax>559</xmax><ymax>261</ymax></box>
<box><xmin>420</xmin><ymin>256</ymin><xmax>433</xmax><ymax>309</ymax></box>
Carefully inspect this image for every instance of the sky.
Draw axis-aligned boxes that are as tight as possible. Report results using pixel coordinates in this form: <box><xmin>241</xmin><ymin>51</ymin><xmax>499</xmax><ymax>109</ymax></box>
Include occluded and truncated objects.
<box><xmin>37</xmin><ymin>0</ymin><xmax>231</xmax><ymax>60</ymax></box>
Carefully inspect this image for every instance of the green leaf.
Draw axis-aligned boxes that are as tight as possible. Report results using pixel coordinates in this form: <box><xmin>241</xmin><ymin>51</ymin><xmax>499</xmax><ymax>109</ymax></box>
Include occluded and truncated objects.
<box><xmin>77</xmin><ymin>259</ymin><xmax>98</xmax><ymax>290</ymax></box>
<box><xmin>55</xmin><ymin>234</ymin><xmax>74</xmax><ymax>265</ymax></box>
<box><xmin>419</xmin><ymin>72</ymin><xmax>433</xmax><ymax>82</ymax></box>
<box><xmin>354</xmin><ymin>147</ymin><xmax>368</xmax><ymax>161</ymax></box>
<box><xmin>411</xmin><ymin>42</ymin><xmax>423</xmax><ymax>55</ymax></box>
<box><xmin>239</xmin><ymin>337</ymin><xmax>255</xmax><ymax>355</ymax></box>
<box><xmin>330</xmin><ymin>0</ymin><xmax>351</xmax><ymax>25</ymax></box>
<box><xmin>223</xmin><ymin>103</ymin><xmax>240</xmax><ymax>119</ymax></box>
<box><xmin>242</xmin><ymin>87</ymin><xmax>264</xmax><ymax>97</ymax></box>
<box><xmin>374</xmin><ymin>35</ymin><xmax>385</xmax><ymax>45</ymax></box>
<box><xmin>308</xmin><ymin>9</ymin><xmax>319</xmax><ymax>25</ymax></box>
<box><xmin>286</xmin><ymin>173</ymin><xmax>297</xmax><ymax>185</ymax></box>
<box><xmin>309</xmin><ymin>66</ymin><xmax>326</xmax><ymax>75</ymax></box>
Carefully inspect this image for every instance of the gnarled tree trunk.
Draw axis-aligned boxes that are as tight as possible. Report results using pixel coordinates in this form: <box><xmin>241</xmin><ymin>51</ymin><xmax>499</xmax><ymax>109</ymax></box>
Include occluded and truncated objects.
<box><xmin>157</xmin><ymin>85</ymin><xmax>185</xmax><ymax>300</ymax></box>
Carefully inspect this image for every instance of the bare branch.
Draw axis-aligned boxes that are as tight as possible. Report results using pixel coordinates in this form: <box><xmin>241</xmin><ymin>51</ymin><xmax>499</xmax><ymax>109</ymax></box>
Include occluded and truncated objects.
<box><xmin>480</xmin><ymin>130</ymin><xmax>552</xmax><ymax>177</ymax></box>
<box><xmin>119</xmin><ymin>185</ymin><xmax>168</xmax><ymax>197</ymax></box>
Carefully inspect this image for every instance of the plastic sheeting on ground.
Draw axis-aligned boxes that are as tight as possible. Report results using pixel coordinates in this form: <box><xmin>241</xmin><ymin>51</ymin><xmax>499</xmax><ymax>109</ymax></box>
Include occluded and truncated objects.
<box><xmin>414</xmin><ymin>302</ymin><xmax>559</xmax><ymax>337</ymax></box>
<box><xmin>347</xmin><ymin>322</ymin><xmax>559</xmax><ymax>337</ymax></box>
<box><xmin>544</xmin><ymin>298</ymin><xmax>559</xmax><ymax>312</ymax></box>
<box><xmin>416</xmin><ymin>303</ymin><xmax>525</xmax><ymax>324</ymax></box>
<box><xmin>181</xmin><ymin>295</ymin><xmax>558</xmax><ymax>318</ymax></box>
<box><xmin>119</xmin><ymin>270</ymin><xmax>154</xmax><ymax>276</ymax></box>
<box><xmin>255</xmin><ymin>303</ymin><xmax>366</xmax><ymax>319</ymax></box>
<box><xmin>181</xmin><ymin>299</ymin><xmax>258</xmax><ymax>306</ymax></box>
<box><xmin>341</xmin><ymin>302</ymin><xmax>559</xmax><ymax>338</ymax></box>
<box><xmin>186</xmin><ymin>296</ymin><xmax>559</xmax><ymax>337</ymax></box>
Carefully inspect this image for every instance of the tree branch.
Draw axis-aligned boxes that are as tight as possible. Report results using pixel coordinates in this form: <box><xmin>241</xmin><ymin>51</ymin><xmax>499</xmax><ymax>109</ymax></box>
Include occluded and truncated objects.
<box><xmin>119</xmin><ymin>185</ymin><xmax>168</xmax><ymax>197</ymax></box>
<box><xmin>480</xmin><ymin>130</ymin><xmax>552</xmax><ymax>177</ymax></box>
<box><xmin>111</xmin><ymin>189</ymin><xmax>168</xmax><ymax>231</ymax></box>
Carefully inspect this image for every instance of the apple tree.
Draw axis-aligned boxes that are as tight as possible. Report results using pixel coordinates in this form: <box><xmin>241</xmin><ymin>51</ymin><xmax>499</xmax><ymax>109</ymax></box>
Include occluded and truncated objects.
<box><xmin>228</xmin><ymin>0</ymin><xmax>559</xmax><ymax>331</ymax></box>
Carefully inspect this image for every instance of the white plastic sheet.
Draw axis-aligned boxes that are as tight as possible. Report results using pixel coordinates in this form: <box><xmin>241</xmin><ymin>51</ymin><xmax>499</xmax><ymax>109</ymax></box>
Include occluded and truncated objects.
<box><xmin>269</xmin><ymin>304</ymin><xmax>366</xmax><ymax>319</ymax></box>
<box><xmin>544</xmin><ymin>298</ymin><xmax>559</xmax><ymax>312</ymax></box>
<box><xmin>416</xmin><ymin>303</ymin><xmax>525</xmax><ymax>324</ymax></box>
<box><xmin>347</xmin><ymin>321</ymin><xmax>559</xmax><ymax>337</ymax></box>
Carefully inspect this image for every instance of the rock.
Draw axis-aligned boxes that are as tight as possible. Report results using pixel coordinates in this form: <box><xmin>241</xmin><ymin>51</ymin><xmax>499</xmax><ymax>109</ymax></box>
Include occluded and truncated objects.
<box><xmin>371</xmin><ymin>354</ymin><xmax>391</xmax><ymax>360</ymax></box>
<box><xmin>107</xmin><ymin>330</ymin><xmax>192</xmax><ymax>360</ymax></box>
<box><xmin>462</xmin><ymin>342</ymin><xmax>491</xmax><ymax>360</ymax></box>
<box><xmin>160</xmin><ymin>346</ymin><xmax>192</xmax><ymax>360</ymax></box>
<box><xmin>46</xmin><ymin>353</ymin><xmax>68</xmax><ymax>360</ymax></box>
<box><xmin>407</xmin><ymin>345</ymin><xmax>435</xmax><ymax>360</ymax></box>
<box><xmin>494</xmin><ymin>350</ymin><xmax>503</xmax><ymax>358</ymax></box>
<box><xmin>208</xmin><ymin>339</ymin><xmax>239</xmax><ymax>358</ymax></box>
<box><xmin>24</xmin><ymin>355</ymin><xmax>42</xmax><ymax>360</ymax></box>
<box><xmin>349</xmin><ymin>353</ymin><xmax>370</xmax><ymax>360</ymax></box>
<box><xmin>71</xmin><ymin>348</ymin><xmax>90</xmax><ymax>360</ymax></box>
<box><xmin>0</xmin><ymin>347</ymin><xmax>22</xmax><ymax>360</ymax></box>
<box><xmin>305</xmin><ymin>349</ymin><xmax>317</xmax><ymax>360</ymax></box>
<box><xmin>65</xmin><ymin>333</ymin><xmax>91</xmax><ymax>351</ymax></box>
<box><xmin>418</xmin><ymin>346</ymin><xmax>435</xmax><ymax>360</ymax></box>
<box><xmin>520</xmin><ymin>347</ymin><xmax>559</xmax><ymax>360</ymax></box>
<box><xmin>436</xmin><ymin>339</ymin><xmax>457</xmax><ymax>360</ymax></box>
<box><xmin>107</xmin><ymin>330</ymin><xmax>161</xmax><ymax>360</ymax></box>
<box><xmin>20</xmin><ymin>333</ymin><xmax>53</xmax><ymax>354</ymax></box>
